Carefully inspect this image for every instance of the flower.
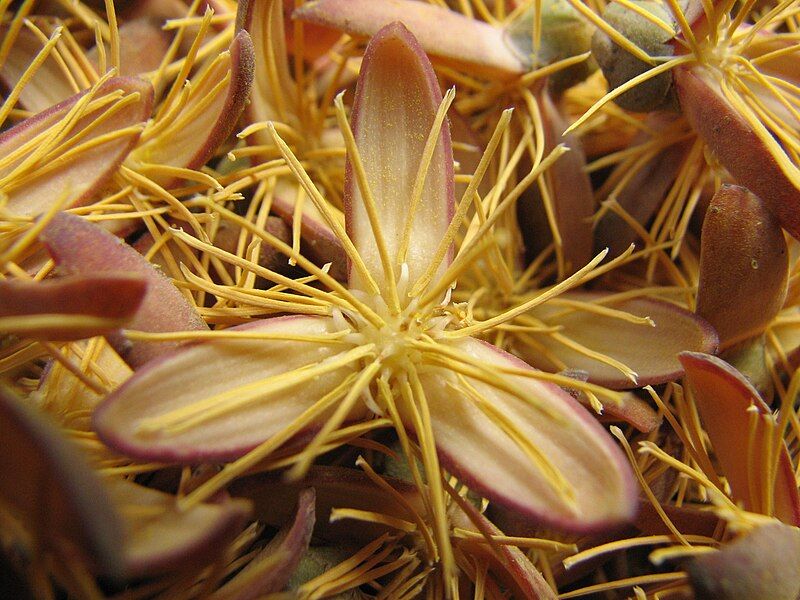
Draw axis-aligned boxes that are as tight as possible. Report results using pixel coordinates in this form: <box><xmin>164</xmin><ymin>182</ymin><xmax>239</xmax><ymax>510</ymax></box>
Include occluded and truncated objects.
<box><xmin>93</xmin><ymin>22</ymin><xmax>637</xmax><ymax>591</ymax></box>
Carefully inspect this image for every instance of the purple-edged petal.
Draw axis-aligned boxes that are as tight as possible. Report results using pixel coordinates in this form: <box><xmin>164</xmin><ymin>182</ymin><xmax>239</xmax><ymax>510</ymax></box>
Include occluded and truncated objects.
<box><xmin>231</xmin><ymin>466</ymin><xmax>554</xmax><ymax>598</ymax></box>
<box><xmin>0</xmin><ymin>386</ymin><xmax>125</xmax><ymax>577</ymax></box>
<box><xmin>105</xmin><ymin>477</ymin><xmax>251</xmax><ymax>578</ymax></box>
<box><xmin>270</xmin><ymin>179</ymin><xmax>348</xmax><ymax>281</ymax></box>
<box><xmin>346</xmin><ymin>22</ymin><xmax>454</xmax><ymax>297</ymax></box>
<box><xmin>87</xmin><ymin>18</ymin><xmax>173</xmax><ymax>77</ymax></box>
<box><xmin>416</xmin><ymin>337</ymin><xmax>637</xmax><ymax>533</ymax></box>
<box><xmin>295</xmin><ymin>0</ymin><xmax>527</xmax><ymax>77</ymax></box>
<box><xmin>687</xmin><ymin>522</ymin><xmax>800</xmax><ymax>600</ymax></box>
<box><xmin>236</xmin><ymin>0</ymin><xmax>297</xmax><ymax>132</ymax></box>
<box><xmin>675</xmin><ymin>65</ymin><xmax>800</xmax><ymax>240</ymax></box>
<box><xmin>93</xmin><ymin>316</ymin><xmax>366</xmax><ymax>463</ymax></box>
<box><xmin>696</xmin><ymin>184</ymin><xmax>788</xmax><ymax>348</ymax></box>
<box><xmin>521</xmin><ymin>90</ymin><xmax>594</xmax><ymax>274</ymax></box>
<box><xmin>210</xmin><ymin>488</ymin><xmax>314</xmax><ymax>599</ymax></box>
<box><xmin>0</xmin><ymin>24</ymin><xmax>78</xmax><ymax>112</ymax></box>
<box><xmin>0</xmin><ymin>77</ymin><xmax>152</xmax><ymax>218</ymax></box>
<box><xmin>679</xmin><ymin>352</ymin><xmax>800</xmax><ymax>525</ymax></box>
<box><xmin>0</xmin><ymin>273</ymin><xmax>146</xmax><ymax>340</ymax></box>
<box><xmin>126</xmin><ymin>31</ymin><xmax>255</xmax><ymax>186</ymax></box>
<box><xmin>39</xmin><ymin>212</ymin><xmax>207</xmax><ymax>367</ymax></box>
<box><xmin>516</xmin><ymin>292</ymin><xmax>719</xmax><ymax>389</ymax></box>
<box><xmin>594</xmin><ymin>113</ymin><xmax>692</xmax><ymax>256</ymax></box>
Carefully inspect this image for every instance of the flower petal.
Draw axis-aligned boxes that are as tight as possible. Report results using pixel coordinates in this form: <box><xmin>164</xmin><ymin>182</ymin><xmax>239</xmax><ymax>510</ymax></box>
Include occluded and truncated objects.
<box><xmin>0</xmin><ymin>77</ymin><xmax>152</xmax><ymax>217</ymax></box>
<box><xmin>126</xmin><ymin>30</ymin><xmax>255</xmax><ymax>186</ymax></box>
<box><xmin>675</xmin><ymin>65</ymin><xmax>800</xmax><ymax>240</ymax></box>
<box><xmin>520</xmin><ymin>89</ymin><xmax>594</xmax><ymax>275</ymax></box>
<box><xmin>40</xmin><ymin>212</ymin><xmax>207</xmax><ymax>367</ymax></box>
<box><xmin>87</xmin><ymin>17</ymin><xmax>173</xmax><ymax>78</ymax></box>
<box><xmin>416</xmin><ymin>337</ymin><xmax>638</xmax><ymax>532</ymax></box>
<box><xmin>679</xmin><ymin>351</ymin><xmax>800</xmax><ymax>525</ymax></box>
<box><xmin>687</xmin><ymin>522</ymin><xmax>800</xmax><ymax>600</ymax></box>
<box><xmin>346</xmin><ymin>22</ymin><xmax>454</xmax><ymax>298</ymax></box>
<box><xmin>295</xmin><ymin>0</ymin><xmax>527</xmax><ymax>77</ymax></box>
<box><xmin>236</xmin><ymin>0</ymin><xmax>297</xmax><ymax>132</ymax></box>
<box><xmin>0</xmin><ymin>273</ymin><xmax>147</xmax><ymax>340</ymax></box>
<box><xmin>210</xmin><ymin>488</ymin><xmax>315</xmax><ymax>598</ymax></box>
<box><xmin>696</xmin><ymin>184</ymin><xmax>788</xmax><ymax>348</ymax></box>
<box><xmin>231</xmin><ymin>465</ymin><xmax>555</xmax><ymax>598</ymax></box>
<box><xmin>93</xmin><ymin>316</ymin><xmax>365</xmax><ymax>462</ymax></box>
<box><xmin>516</xmin><ymin>292</ymin><xmax>719</xmax><ymax>389</ymax></box>
<box><xmin>0</xmin><ymin>385</ymin><xmax>125</xmax><ymax>577</ymax></box>
<box><xmin>106</xmin><ymin>477</ymin><xmax>251</xmax><ymax>578</ymax></box>
<box><xmin>0</xmin><ymin>23</ymin><xmax>78</xmax><ymax>112</ymax></box>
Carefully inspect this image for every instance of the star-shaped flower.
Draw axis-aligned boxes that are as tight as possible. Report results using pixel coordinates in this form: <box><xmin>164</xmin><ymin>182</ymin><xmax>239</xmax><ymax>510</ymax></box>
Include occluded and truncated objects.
<box><xmin>94</xmin><ymin>23</ymin><xmax>637</xmax><ymax>587</ymax></box>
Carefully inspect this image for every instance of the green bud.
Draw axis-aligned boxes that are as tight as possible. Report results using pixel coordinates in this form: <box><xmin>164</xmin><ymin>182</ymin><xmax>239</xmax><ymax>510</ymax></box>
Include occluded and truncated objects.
<box><xmin>591</xmin><ymin>0</ymin><xmax>677</xmax><ymax>112</ymax></box>
<box><xmin>505</xmin><ymin>0</ymin><xmax>598</xmax><ymax>90</ymax></box>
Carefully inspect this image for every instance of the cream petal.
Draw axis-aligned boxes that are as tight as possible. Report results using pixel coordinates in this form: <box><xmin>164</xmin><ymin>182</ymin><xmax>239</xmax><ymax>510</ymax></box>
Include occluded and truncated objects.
<box><xmin>295</xmin><ymin>0</ymin><xmax>527</xmax><ymax>77</ymax></box>
<box><xmin>94</xmin><ymin>316</ymin><xmax>367</xmax><ymax>462</ymax></box>
<box><xmin>346</xmin><ymin>22</ymin><xmax>454</xmax><ymax>300</ymax></box>
<box><xmin>0</xmin><ymin>77</ymin><xmax>152</xmax><ymax>218</ymax></box>
<box><xmin>126</xmin><ymin>31</ymin><xmax>255</xmax><ymax>187</ymax></box>
<box><xmin>414</xmin><ymin>337</ymin><xmax>637</xmax><ymax>532</ymax></box>
<box><xmin>516</xmin><ymin>291</ymin><xmax>719</xmax><ymax>389</ymax></box>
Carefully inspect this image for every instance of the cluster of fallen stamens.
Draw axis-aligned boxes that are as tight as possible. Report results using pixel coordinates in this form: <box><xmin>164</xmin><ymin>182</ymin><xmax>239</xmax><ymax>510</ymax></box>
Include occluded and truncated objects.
<box><xmin>2</xmin><ymin>0</ymin><xmax>800</xmax><ymax>598</ymax></box>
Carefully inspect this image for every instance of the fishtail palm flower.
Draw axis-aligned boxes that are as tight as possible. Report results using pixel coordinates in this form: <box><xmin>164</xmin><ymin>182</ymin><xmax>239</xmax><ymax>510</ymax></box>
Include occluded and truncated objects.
<box><xmin>93</xmin><ymin>22</ymin><xmax>636</xmax><ymax>591</ymax></box>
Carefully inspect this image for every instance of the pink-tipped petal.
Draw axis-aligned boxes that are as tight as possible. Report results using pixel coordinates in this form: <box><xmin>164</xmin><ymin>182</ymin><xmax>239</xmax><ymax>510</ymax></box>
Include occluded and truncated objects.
<box><xmin>232</xmin><ymin>466</ymin><xmax>554</xmax><ymax>598</ymax></box>
<box><xmin>87</xmin><ymin>18</ymin><xmax>173</xmax><ymax>77</ymax></box>
<box><xmin>236</xmin><ymin>0</ymin><xmax>297</xmax><ymax>133</ymax></box>
<box><xmin>210</xmin><ymin>488</ymin><xmax>314</xmax><ymax>599</ymax></box>
<box><xmin>0</xmin><ymin>24</ymin><xmax>79</xmax><ymax>112</ymax></box>
<box><xmin>679</xmin><ymin>352</ymin><xmax>800</xmax><ymax>525</ymax></box>
<box><xmin>0</xmin><ymin>274</ymin><xmax>147</xmax><ymax>340</ymax></box>
<box><xmin>346</xmin><ymin>22</ymin><xmax>454</xmax><ymax>298</ymax></box>
<box><xmin>0</xmin><ymin>386</ymin><xmax>125</xmax><ymax>577</ymax></box>
<box><xmin>687</xmin><ymin>522</ymin><xmax>800</xmax><ymax>600</ymax></box>
<box><xmin>0</xmin><ymin>77</ymin><xmax>152</xmax><ymax>218</ymax></box>
<box><xmin>696</xmin><ymin>184</ymin><xmax>788</xmax><ymax>348</ymax></box>
<box><xmin>39</xmin><ymin>212</ymin><xmax>207</xmax><ymax>367</ymax></box>
<box><xmin>517</xmin><ymin>292</ymin><xmax>719</xmax><ymax>389</ymax></box>
<box><xmin>93</xmin><ymin>316</ymin><xmax>366</xmax><ymax>462</ymax></box>
<box><xmin>126</xmin><ymin>31</ymin><xmax>255</xmax><ymax>186</ymax></box>
<box><xmin>416</xmin><ymin>337</ymin><xmax>638</xmax><ymax>533</ymax></box>
<box><xmin>295</xmin><ymin>0</ymin><xmax>527</xmax><ymax>77</ymax></box>
<box><xmin>105</xmin><ymin>477</ymin><xmax>251</xmax><ymax>578</ymax></box>
<box><xmin>599</xmin><ymin>391</ymin><xmax>662</xmax><ymax>433</ymax></box>
<box><xmin>521</xmin><ymin>90</ymin><xmax>594</xmax><ymax>274</ymax></box>
<box><xmin>675</xmin><ymin>65</ymin><xmax>800</xmax><ymax>240</ymax></box>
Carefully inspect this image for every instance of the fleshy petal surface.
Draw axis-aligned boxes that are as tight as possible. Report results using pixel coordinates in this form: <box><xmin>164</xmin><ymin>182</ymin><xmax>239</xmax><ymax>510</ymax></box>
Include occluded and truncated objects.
<box><xmin>210</xmin><ymin>488</ymin><xmax>314</xmax><ymax>599</ymax></box>
<box><xmin>295</xmin><ymin>0</ymin><xmax>527</xmax><ymax>76</ymax></box>
<box><xmin>346</xmin><ymin>22</ymin><xmax>454</xmax><ymax>299</ymax></box>
<box><xmin>0</xmin><ymin>274</ymin><xmax>147</xmax><ymax>340</ymax></box>
<box><xmin>94</xmin><ymin>316</ymin><xmax>365</xmax><ymax>462</ymax></box>
<box><xmin>415</xmin><ymin>337</ymin><xmax>638</xmax><ymax>532</ymax></box>
<box><xmin>679</xmin><ymin>351</ymin><xmax>800</xmax><ymax>525</ymax></box>
<box><xmin>126</xmin><ymin>30</ymin><xmax>255</xmax><ymax>185</ymax></box>
<box><xmin>107</xmin><ymin>477</ymin><xmax>251</xmax><ymax>578</ymax></box>
<box><xmin>696</xmin><ymin>184</ymin><xmax>788</xmax><ymax>348</ymax></box>
<box><xmin>516</xmin><ymin>292</ymin><xmax>719</xmax><ymax>389</ymax></box>
<box><xmin>0</xmin><ymin>77</ymin><xmax>152</xmax><ymax>217</ymax></box>
<box><xmin>0</xmin><ymin>386</ymin><xmax>125</xmax><ymax>577</ymax></box>
<box><xmin>40</xmin><ymin>212</ymin><xmax>207</xmax><ymax>367</ymax></box>
<box><xmin>675</xmin><ymin>65</ymin><xmax>800</xmax><ymax>240</ymax></box>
